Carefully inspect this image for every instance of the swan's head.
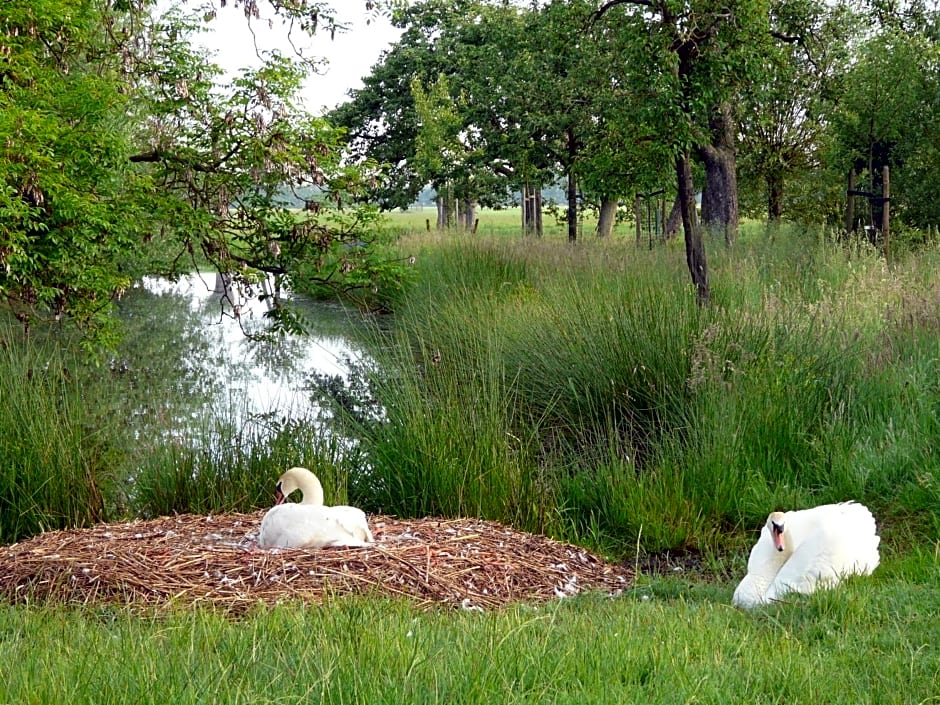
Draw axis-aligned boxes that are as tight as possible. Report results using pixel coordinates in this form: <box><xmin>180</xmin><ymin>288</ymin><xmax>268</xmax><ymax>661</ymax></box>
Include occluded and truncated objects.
<box><xmin>273</xmin><ymin>467</ymin><xmax>323</xmax><ymax>506</ymax></box>
<box><xmin>766</xmin><ymin>511</ymin><xmax>787</xmax><ymax>552</ymax></box>
<box><xmin>273</xmin><ymin>467</ymin><xmax>307</xmax><ymax>505</ymax></box>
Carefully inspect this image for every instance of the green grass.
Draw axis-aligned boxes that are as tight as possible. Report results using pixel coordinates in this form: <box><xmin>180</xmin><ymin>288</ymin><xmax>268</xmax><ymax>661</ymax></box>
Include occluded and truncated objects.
<box><xmin>1</xmin><ymin>219</ymin><xmax>939</xmax><ymax>703</ymax></box>
<box><xmin>342</xmin><ymin>224</ymin><xmax>940</xmax><ymax>555</ymax></box>
<box><xmin>383</xmin><ymin>205</ymin><xmax>621</xmax><ymax>239</ymax></box>
<box><xmin>0</xmin><ymin>324</ymin><xmax>126</xmax><ymax>542</ymax></box>
<box><xmin>130</xmin><ymin>410</ymin><xmax>359</xmax><ymax>518</ymax></box>
<box><xmin>1</xmin><ymin>546</ymin><xmax>937</xmax><ymax>704</ymax></box>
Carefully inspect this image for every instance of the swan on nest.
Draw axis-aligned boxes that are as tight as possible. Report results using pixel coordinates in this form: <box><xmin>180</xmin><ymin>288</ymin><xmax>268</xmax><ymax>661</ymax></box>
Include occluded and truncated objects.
<box><xmin>732</xmin><ymin>501</ymin><xmax>880</xmax><ymax>608</ymax></box>
<box><xmin>258</xmin><ymin>467</ymin><xmax>374</xmax><ymax>549</ymax></box>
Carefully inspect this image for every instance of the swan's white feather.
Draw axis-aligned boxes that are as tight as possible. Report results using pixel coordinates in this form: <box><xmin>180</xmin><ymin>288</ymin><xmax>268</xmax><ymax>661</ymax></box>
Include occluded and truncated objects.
<box><xmin>258</xmin><ymin>504</ymin><xmax>371</xmax><ymax>548</ymax></box>
<box><xmin>257</xmin><ymin>467</ymin><xmax>374</xmax><ymax>549</ymax></box>
<box><xmin>733</xmin><ymin>501</ymin><xmax>880</xmax><ymax>607</ymax></box>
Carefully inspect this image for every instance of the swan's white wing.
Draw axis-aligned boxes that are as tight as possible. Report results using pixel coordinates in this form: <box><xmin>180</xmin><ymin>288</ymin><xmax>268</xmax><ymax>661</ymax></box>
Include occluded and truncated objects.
<box><xmin>259</xmin><ymin>504</ymin><xmax>369</xmax><ymax>548</ymax></box>
<box><xmin>733</xmin><ymin>573</ymin><xmax>773</xmax><ymax>607</ymax></box>
<box><xmin>324</xmin><ymin>506</ymin><xmax>374</xmax><ymax>543</ymax></box>
<box><xmin>764</xmin><ymin>502</ymin><xmax>881</xmax><ymax>602</ymax></box>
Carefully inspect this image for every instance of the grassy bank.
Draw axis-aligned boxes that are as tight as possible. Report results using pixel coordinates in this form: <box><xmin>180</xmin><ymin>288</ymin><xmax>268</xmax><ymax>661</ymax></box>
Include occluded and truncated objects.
<box><xmin>1</xmin><ymin>548</ymin><xmax>937</xmax><ymax>704</ymax></box>
<box><xmin>1</xmin><ymin>220</ymin><xmax>939</xmax><ymax>704</ymax></box>
<box><xmin>2</xmin><ymin>222</ymin><xmax>938</xmax><ymax>557</ymax></box>
<box><xmin>342</xmin><ymin>223</ymin><xmax>940</xmax><ymax>556</ymax></box>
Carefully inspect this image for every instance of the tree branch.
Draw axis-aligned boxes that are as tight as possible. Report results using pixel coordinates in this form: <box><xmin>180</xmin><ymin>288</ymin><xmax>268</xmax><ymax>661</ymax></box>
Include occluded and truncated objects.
<box><xmin>591</xmin><ymin>0</ymin><xmax>654</xmax><ymax>26</ymax></box>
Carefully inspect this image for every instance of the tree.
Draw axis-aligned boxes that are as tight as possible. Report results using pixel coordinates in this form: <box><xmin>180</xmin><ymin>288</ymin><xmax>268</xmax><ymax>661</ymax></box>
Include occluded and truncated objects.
<box><xmin>0</xmin><ymin>0</ymin><xmax>396</xmax><ymax>342</ymax></box>
<box><xmin>830</xmin><ymin>26</ymin><xmax>940</xmax><ymax>230</ymax></box>
<box><xmin>594</xmin><ymin>0</ymin><xmax>772</xmax><ymax>300</ymax></box>
<box><xmin>0</xmin><ymin>0</ymin><xmax>151</xmax><ymax>342</ymax></box>
<box><xmin>331</xmin><ymin>1</ymin><xmax>538</xmax><ymax>216</ymax></box>
<box><xmin>736</xmin><ymin>0</ymin><xmax>858</xmax><ymax>223</ymax></box>
<box><xmin>411</xmin><ymin>74</ymin><xmax>464</xmax><ymax>228</ymax></box>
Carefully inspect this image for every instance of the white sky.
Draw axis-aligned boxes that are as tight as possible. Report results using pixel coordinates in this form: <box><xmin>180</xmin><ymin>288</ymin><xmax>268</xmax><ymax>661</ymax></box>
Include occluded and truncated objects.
<box><xmin>193</xmin><ymin>3</ymin><xmax>402</xmax><ymax>114</ymax></box>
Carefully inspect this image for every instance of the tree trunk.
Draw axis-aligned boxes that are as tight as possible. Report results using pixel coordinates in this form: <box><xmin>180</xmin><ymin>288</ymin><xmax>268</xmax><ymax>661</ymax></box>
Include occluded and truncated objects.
<box><xmin>664</xmin><ymin>195</ymin><xmax>681</xmax><ymax>240</ymax></box>
<box><xmin>596</xmin><ymin>198</ymin><xmax>617</xmax><ymax>237</ymax></box>
<box><xmin>566</xmin><ymin>128</ymin><xmax>578</xmax><ymax>243</ymax></box>
<box><xmin>435</xmin><ymin>194</ymin><xmax>446</xmax><ymax>229</ymax></box>
<box><xmin>676</xmin><ymin>153</ymin><xmax>709</xmax><ymax>304</ymax></box>
<box><xmin>436</xmin><ymin>184</ymin><xmax>457</xmax><ymax>229</ymax></box>
<box><xmin>522</xmin><ymin>183</ymin><xmax>543</xmax><ymax>237</ymax></box>
<box><xmin>698</xmin><ymin>103</ymin><xmax>739</xmax><ymax>246</ymax></box>
<box><xmin>767</xmin><ymin>169</ymin><xmax>784</xmax><ymax>223</ymax></box>
<box><xmin>460</xmin><ymin>198</ymin><xmax>476</xmax><ymax>230</ymax></box>
<box><xmin>634</xmin><ymin>194</ymin><xmax>642</xmax><ymax>247</ymax></box>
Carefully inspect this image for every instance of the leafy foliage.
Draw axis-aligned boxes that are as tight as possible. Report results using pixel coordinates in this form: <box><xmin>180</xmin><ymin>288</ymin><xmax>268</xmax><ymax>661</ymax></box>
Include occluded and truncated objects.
<box><xmin>0</xmin><ymin>0</ymin><xmax>404</xmax><ymax>343</ymax></box>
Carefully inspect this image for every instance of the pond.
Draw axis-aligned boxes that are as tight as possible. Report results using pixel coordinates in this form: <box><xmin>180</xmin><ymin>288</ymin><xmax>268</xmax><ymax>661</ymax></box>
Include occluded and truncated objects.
<box><xmin>114</xmin><ymin>272</ymin><xmax>374</xmax><ymax>437</ymax></box>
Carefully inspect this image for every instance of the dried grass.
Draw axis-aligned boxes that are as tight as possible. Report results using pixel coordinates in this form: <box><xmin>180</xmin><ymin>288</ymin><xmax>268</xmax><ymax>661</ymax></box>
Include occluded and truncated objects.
<box><xmin>0</xmin><ymin>513</ymin><xmax>632</xmax><ymax>612</ymax></box>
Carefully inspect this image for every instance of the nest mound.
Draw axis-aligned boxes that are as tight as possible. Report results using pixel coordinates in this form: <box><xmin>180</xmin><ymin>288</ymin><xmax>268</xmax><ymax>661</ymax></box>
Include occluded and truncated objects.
<box><xmin>0</xmin><ymin>513</ymin><xmax>632</xmax><ymax>612</ymax></box>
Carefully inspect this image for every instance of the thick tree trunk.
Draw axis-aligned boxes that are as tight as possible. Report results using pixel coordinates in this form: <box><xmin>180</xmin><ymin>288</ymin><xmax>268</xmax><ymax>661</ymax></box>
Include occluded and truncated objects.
<box><xmin>676</xmin><ymin>153</ymin><xmax>709</xmax><ymax>304</ymax></box>
<box><xmin>698</xmin><ymin>103</ymin><xmax>739</xmax><ymax>246</ymax></box>
<box><xmin>596</xmin><ymin>198</ymin><xmax>617</xmax><ymax>237</ymax></box>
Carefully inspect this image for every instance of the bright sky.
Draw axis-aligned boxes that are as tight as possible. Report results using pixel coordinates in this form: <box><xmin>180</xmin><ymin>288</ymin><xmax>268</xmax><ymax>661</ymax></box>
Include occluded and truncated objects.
<box><xmin>194</xmin><ymin>3</ymin><xmax>402</xmax><ymax>114</ymax></box>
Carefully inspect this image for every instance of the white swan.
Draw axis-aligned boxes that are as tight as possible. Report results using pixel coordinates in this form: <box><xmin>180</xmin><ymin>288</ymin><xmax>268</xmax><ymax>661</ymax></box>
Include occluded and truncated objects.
<box><xmin>732</xmin><ymin>501</ymin><xmax>880</xmax><ymax>607</ymax></box>
<box><xmin>258</xmin><ymin>467</ymin><xmax>374</xmax><ymax>548</ymax></box>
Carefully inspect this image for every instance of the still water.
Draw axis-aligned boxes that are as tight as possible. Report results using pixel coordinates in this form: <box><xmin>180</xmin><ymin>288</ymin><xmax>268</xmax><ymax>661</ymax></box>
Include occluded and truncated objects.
<box><xmin>117</xmin><ymin>272</ymin><xmax>370</xmax><ymax>431</ymax></box>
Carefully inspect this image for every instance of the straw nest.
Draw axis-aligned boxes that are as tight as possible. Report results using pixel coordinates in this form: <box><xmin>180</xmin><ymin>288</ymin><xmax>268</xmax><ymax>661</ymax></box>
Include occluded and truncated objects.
<box><xmin>0</xmin><ymin>513</ymin><xmax>632</xmax><ymax>612</ymax></box>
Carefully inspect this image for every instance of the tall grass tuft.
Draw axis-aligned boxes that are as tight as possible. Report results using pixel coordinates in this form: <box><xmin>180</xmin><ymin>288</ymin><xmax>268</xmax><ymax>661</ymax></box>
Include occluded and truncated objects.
<box><xmin>344</xmin><ymin>230</ymin><xmax>940</xmax><ymax>556</ymax></box>
<box><xmin>131</xmin><ymin>404</ymin><xmax>359</xmax><ymax>517</ymax></box>
<box><xmin>0</xmin><ymin>327</ymin><xmax>125</xmax><ymax>542</ymax></box>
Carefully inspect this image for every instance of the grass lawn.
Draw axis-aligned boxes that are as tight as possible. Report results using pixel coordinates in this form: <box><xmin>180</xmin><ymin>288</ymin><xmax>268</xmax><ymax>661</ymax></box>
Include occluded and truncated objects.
<box><xmin>1</xmin><ymin>543</ymin><xmax>937</xmax><ymax>704</ymax></box>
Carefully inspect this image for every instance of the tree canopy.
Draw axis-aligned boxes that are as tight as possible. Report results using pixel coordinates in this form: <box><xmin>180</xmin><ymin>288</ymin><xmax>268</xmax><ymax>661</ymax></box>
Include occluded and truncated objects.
<box><xmin>2</xmin><ymin>0</ymin><xmax>938</xmax><ymax>332</ymax></box>
<box><xmin>0</xmin><ymin>0</ymin><xmax>396</xmax><ymax>343</ymax></box>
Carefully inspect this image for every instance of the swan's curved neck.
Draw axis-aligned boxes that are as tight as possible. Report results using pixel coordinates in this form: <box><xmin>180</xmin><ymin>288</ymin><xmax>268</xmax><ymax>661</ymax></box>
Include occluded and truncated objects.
<box><xmin>297</xmin><ymin>474</ymin><xmax>325</xmax><ymax>505</ymax></box>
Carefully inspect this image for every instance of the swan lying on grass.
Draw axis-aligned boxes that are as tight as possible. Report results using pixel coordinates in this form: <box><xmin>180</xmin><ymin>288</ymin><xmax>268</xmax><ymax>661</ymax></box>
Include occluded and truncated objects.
<box><xmin>732</xmin><ymin>501</ymin><xmax>880</xmax><ymax>607</ymax></box>
<box><xmin>258</xmin><ymin>467</ymin><xmax>374</xmax><ymax>549</ymax></box>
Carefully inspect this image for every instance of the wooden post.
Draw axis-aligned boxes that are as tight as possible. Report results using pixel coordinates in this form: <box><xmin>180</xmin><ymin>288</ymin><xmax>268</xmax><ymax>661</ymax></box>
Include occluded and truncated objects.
<box><xmin>845</xmin><ymin>169</ymin><xmax>855</xmax><ymax>237</ymax></box>
<box><xmin>882</xmin><ymin>166</ymin><xmax>891</xmax><ymax>263</ymax></box>
<box><xmin>634</xmin><ymin>194</ymin><xmax>642</xmax><ymax>247</ymax></box>
<box><xmin>521</xmin><ymin>185</ymin><xmax>526</xmax><ymax>235</ymax></box>
<box><xmin>660</xmin><ymin>196</ymin><xmax>667</xmax><ymax>242</ymax></box>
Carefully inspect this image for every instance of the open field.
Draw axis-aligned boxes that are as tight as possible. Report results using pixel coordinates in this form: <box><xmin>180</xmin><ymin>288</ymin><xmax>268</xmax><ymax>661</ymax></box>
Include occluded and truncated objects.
<box><xmin>384</xmin><ymin>205</ymin><xmax>621</xmax><ymax>239</ymax></box>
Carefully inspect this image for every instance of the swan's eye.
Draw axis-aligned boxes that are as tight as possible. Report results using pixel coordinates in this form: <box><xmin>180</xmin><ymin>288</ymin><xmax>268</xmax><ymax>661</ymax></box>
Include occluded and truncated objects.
<box><xmin>771</xmin><ymin>521</ymin><xmax>784</xmax><ymax>534</ymax></box>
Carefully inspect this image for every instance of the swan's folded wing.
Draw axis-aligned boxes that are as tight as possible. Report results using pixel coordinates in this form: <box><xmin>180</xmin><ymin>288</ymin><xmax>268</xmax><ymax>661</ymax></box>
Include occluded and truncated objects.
<box><xmin>259</xmin><ymin>504</ymin><xmax>369</xmax><ymax>548</ymax></box>
<box><xmin>733</xmin><ymin>573</ymin><xmax>773</xmax><ymax>607</ymax></box>
<box><xmin>765</xmin><ymin>521</ymin><xmax>877</xmax><ymax>601</ymax></box>
<box><xmin>327</xmin><ymin>506</ymin><xmax>374</xmax><ymax>543</ymax></box>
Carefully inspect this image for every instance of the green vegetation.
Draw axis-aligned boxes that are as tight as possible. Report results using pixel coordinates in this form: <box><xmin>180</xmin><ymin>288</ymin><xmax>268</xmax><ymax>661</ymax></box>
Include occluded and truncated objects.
<box><xmin>1</xmin><ymin>220</ymin><xmax>938</xmax><ymax>703</ymax></box>
<box><xmin>2</xmin><ymin>554</ymin><xmax>938</xmax><ymax>705</ymax></box>
<box><xmin>339</xmin><ymin>226</ymin><xmax>940</xmax><ymax>557</ymax></box>
<box><xmin>3</xmin><ymin>225</ymin><xmax>938</xmax><ymax>556</ymax></box>
<box><xmin>0</xmin><ymin>329</ymin><xmax>121</xmax><ymax>542</ymax></box>
<box><xmin>2</xmin><ymin>0</ymin><xmax>939</xmax><ymax>697</ymax></box>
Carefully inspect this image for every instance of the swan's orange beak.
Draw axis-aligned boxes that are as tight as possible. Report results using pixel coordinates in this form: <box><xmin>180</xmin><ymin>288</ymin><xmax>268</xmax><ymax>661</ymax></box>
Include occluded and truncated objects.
<box><xmin>771</xmin><ymin>521</ymin><xmax>785</xmax><ymax>551</ymax></box>
<box><xmin>274</xmin><ymin>482</ymin><xmax>286</xmax><ymax>505</ymax></box>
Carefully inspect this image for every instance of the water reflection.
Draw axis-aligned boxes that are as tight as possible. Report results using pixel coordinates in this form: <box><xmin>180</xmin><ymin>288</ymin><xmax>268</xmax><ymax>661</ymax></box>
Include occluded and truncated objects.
<box><xmin>119</xmin><ymin>272</ymin><xmax>366</xmax><ymax>427</ymax></box>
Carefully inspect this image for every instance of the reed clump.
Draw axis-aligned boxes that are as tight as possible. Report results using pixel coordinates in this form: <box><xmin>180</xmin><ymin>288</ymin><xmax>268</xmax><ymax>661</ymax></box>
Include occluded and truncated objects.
<box><xmin>344</xmin><ymin>227</ymin><xmax>940</xmax><ymax>555</ymax></box>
